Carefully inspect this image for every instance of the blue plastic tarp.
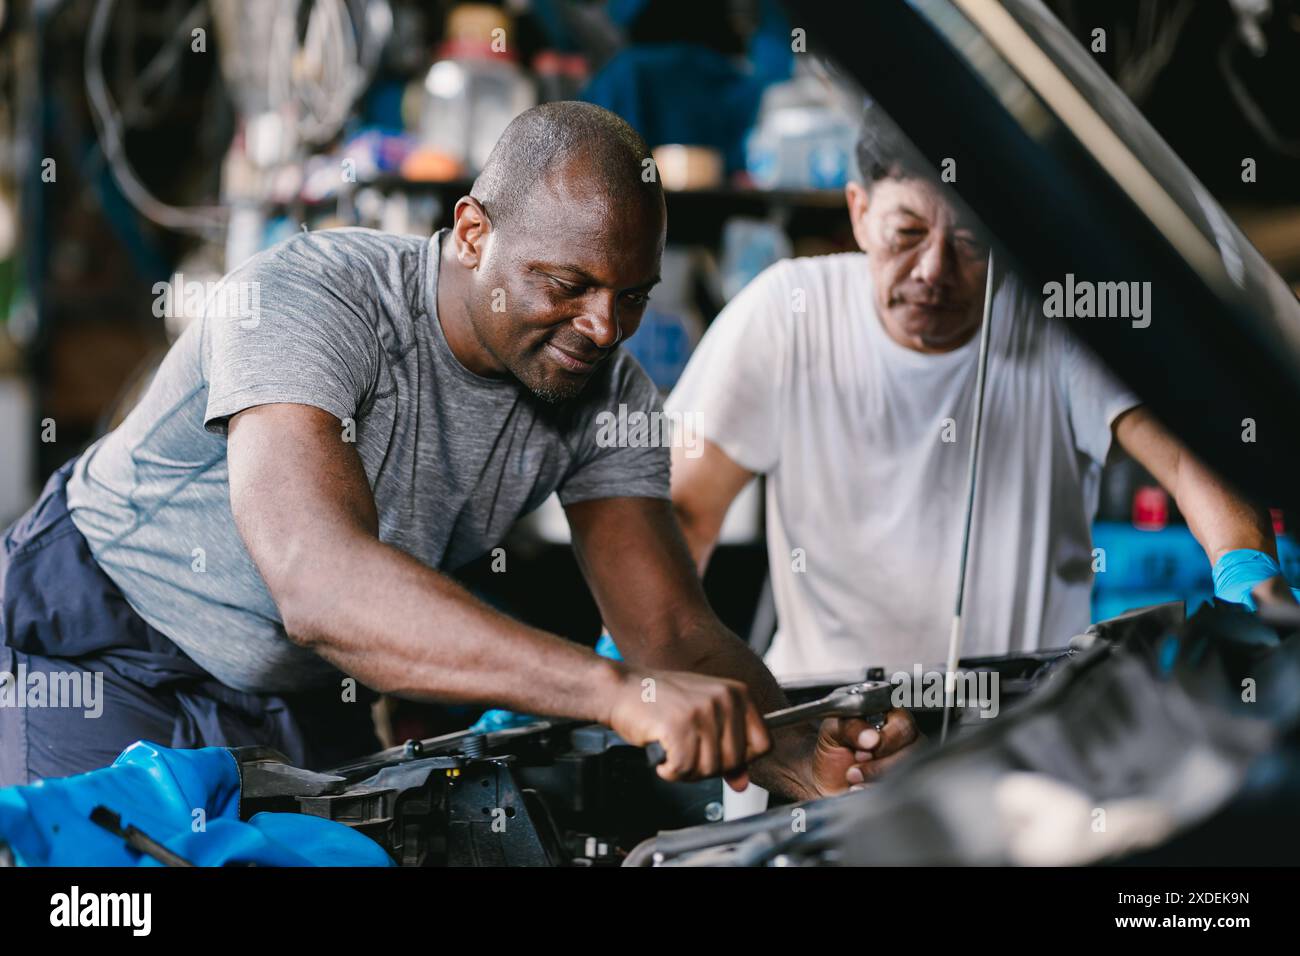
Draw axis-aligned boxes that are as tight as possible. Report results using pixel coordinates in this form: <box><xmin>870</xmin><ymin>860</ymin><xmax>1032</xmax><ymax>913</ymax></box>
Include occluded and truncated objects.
<box><xmin>0</xmin><ymin>740</ymin><xmax>392</xmax><ymax>867</ymax></box>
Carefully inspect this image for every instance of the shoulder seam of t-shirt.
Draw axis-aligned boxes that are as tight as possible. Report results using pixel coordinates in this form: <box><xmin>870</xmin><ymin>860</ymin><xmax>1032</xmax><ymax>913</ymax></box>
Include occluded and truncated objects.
<box><xmin>202</xmin><ymin>230</ymin><xmax>407</xmax><ymax>428</ymax></box>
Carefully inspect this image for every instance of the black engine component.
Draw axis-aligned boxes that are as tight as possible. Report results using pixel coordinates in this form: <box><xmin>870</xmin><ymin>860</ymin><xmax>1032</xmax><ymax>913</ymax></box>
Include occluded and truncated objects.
<box><xmin>236</xmin><ymin>722</ymin><xmax>722</xmax><ymax>866</ymax></box>
<box><xmin>627</xmin><ymin>601</ymin><xmax>1300</xmax><ymax>866</ymax></box>
<box><xmin>235</xmin><ymin>632</ymin><xmax>1088</xmax><ymax>866</ymax></box>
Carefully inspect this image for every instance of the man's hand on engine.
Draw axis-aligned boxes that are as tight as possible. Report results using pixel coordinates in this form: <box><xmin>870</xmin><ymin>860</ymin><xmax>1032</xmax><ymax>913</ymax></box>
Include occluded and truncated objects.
<box><xmin>605</xmin><ymin>667</ymin><xmax>772</xmax><ymax>789</ymax></box>
<box><xmin>810</xmin><ymin>707</ymin><xmax>922</xmax><ymax>795</ymax></box>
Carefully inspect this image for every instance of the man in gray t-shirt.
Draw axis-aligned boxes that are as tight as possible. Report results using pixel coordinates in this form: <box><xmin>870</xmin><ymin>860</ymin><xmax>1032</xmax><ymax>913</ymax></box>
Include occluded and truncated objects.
<box><xmin>67</xmin><ymin>225</ymin><xmax>668</xmax><ymax>695</ymax></box>
<box><xmin>3</xmin><ymin>103</ymin><xmax>900</xmax><ymax>795</ymax></box>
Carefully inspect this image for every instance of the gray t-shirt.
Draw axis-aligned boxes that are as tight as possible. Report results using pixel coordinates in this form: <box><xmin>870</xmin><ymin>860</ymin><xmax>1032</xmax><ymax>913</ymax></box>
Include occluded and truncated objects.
<box><xmin>66</xmin><ymin>228</ymin><xmax>669</xmax><ymax>693</ymax></box>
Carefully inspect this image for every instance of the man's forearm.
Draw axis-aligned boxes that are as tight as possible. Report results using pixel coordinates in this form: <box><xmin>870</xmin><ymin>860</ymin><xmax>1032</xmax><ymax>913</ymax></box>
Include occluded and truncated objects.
<box><xmin>673</xmin><ymin>504</ymin><xmax>719</xmax><ymax>575</ymax></box>
<box><xmin>1172</xmin><ymin>450</ymin><xmax>1276</xmax><ymax>564</ymax></box>
<box><xmin>675</xmin><ymin>621</ymin><xmax>819</xmax><ymax>800</ymax></box>
<box><xmin>279</xmin><ymin>533</ymin><xmax>626</xmax><ymax>724</ymax></box>
<box><xmin>1118</xmin><ymin>407</ymin><xmax>1276</xmax><ymax>565</ymax></box>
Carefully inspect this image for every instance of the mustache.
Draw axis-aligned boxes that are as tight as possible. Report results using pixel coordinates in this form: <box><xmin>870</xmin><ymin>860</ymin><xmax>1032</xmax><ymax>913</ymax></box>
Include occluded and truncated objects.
<box><xmin>546</xmin><ymin>335</ymin><xmax>607</xmax><ymax>363</ymax></box>
<box><xmin>893</xmin><ymin>291</ymin><xmax>963</xmax><ymax>310</ymax></box>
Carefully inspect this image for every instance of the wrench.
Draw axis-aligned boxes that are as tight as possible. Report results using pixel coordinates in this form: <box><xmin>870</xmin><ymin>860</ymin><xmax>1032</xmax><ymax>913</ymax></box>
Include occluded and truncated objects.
<box><xmin>643</xmin><ymin>680</ymin><xmax>896</xmax><ymax>768</ymax></box>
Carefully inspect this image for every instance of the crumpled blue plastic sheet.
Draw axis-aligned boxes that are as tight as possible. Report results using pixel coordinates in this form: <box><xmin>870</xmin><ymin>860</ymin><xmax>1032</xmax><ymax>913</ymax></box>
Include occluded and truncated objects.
<box><xmin>0</xmin><ymin>740</ymin><xmax>392</xmax><ymax>866</ymax></box>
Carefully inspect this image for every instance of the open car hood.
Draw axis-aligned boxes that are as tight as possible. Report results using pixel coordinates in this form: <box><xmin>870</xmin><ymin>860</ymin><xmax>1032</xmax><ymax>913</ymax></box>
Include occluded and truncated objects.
<box><xmin>789</xmin><ymin>0</ymin><xmax>1300</xmax><ymax>512</ymax></box>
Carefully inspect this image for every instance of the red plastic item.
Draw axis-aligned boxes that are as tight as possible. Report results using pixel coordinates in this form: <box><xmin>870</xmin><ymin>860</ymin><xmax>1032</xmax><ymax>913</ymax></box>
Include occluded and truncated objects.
<box><xmin>1132</xmin><ymin>485</ymin><xmax>1169</xmax><ymax>531</ymax></box>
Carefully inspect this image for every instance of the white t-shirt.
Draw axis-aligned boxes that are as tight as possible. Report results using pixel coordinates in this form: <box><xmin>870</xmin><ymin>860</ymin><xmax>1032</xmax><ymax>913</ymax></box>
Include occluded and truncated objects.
<box><xmin>666</xmin><ymin>252</ymin><xmax>1140</xmax><ymax>680</ymax></box>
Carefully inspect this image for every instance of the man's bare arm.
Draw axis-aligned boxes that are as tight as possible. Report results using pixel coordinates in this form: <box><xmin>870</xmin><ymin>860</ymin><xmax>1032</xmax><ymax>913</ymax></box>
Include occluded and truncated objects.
<box><xmin>565</xmin><ymin>494</ymin><xmax>819</xmax><ymax>799</ymax></box>
<box><xmin>1113</xmin><ymin>406</ymin><xmax>1276</xmax><ymax>564</ymax></box>
<box><xmin>227</xmin><ymin>402</ymin><xmax>768</xmax><ymax>782</ymax></box>
<box><xmin>227</xmin><ymin>402</ymin><xmax>626</xmax><ymax>718</ymax></box>
<box><xmin>670</xmin><ymin>438</ymin><xmax>755</xmax><ymax>574</ymax></box>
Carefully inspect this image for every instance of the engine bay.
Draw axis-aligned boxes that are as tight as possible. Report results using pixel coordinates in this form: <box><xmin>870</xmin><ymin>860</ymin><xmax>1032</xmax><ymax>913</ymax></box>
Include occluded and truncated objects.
<box><xmin>229</xmin><ymin>599</ymin><xmax>1300</xmax><ymax>868</ymax></box>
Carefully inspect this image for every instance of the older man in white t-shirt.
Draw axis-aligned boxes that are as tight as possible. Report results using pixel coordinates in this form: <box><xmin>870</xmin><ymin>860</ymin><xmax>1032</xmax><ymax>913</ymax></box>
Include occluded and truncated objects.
<box><xmin>667</xmin><ymin>107</ymin><xmax>1284</xmax><ymax>747</ymax></box>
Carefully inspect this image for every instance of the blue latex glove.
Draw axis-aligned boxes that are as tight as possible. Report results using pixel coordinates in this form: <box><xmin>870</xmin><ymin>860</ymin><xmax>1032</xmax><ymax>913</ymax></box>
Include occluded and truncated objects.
<box><xmin>1212</xmin><ymin>548</ymin><xmax>1300</xmax><ymax>610</ymax></box>
<box><xmin>469</xmin><ymin>634</ymin><xmax>622</xmax><ymax>733</ymax></box>
<box><xmin>593</xmin><ymin>632</ymin><xmax>623</xmax><ymax>661</ymax></box>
